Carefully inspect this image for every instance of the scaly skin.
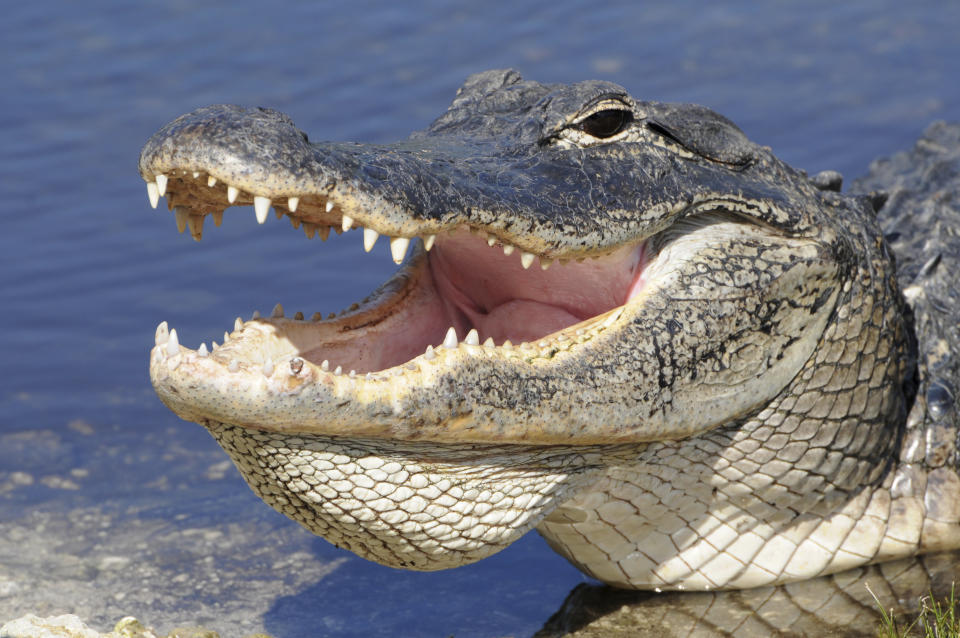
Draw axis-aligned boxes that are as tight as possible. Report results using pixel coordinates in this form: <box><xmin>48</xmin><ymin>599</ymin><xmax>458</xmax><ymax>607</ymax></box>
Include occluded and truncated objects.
<box><xmin>139</xmin><ymin>70</ymin><xmax>960</xmax><ymax>590</ymax></box>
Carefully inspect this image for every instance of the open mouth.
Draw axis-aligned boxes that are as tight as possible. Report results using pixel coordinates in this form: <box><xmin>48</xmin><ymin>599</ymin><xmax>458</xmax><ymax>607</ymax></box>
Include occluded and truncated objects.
<box><xmin>148</xmin><ymin>169</ymin><xmax>649</xmax><ymax>384</ymax></box>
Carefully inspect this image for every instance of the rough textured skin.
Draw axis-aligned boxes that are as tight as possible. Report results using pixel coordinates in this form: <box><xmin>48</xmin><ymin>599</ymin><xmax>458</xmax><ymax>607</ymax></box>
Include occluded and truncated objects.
<box><xmin>139</xmin><ymin>70</ymin><xmax>960</xmax><ymax>591</ymax></box>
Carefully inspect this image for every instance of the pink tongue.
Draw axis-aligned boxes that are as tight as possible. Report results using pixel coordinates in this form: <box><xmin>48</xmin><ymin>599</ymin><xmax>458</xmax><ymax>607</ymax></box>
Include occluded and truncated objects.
<box><xmin>429</xmin><ymin>231</ymin><xmax>645</xmax><ymax>344</ymax></box>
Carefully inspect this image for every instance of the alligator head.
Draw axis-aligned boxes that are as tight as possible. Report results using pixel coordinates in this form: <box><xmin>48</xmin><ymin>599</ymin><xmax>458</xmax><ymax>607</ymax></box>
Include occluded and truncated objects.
<box><xmin>140</xmin><ymin>70</ymin><xmax>913</xmax><ymax>589</ymax></box>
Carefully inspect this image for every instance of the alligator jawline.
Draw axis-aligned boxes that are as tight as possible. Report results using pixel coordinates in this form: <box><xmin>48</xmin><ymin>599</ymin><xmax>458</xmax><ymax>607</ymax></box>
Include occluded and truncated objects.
<box><xmin>149</xmin><ymin>169</ymin><xmax>651</xmax><ymax>383</ymax></box>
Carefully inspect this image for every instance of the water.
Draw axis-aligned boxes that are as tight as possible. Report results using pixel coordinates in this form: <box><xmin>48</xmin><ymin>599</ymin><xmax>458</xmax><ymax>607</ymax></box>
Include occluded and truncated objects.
<box><xmin>2</xmin><ymin>1</ymin><xmax>959</xmax><ymax>636</ymax></box>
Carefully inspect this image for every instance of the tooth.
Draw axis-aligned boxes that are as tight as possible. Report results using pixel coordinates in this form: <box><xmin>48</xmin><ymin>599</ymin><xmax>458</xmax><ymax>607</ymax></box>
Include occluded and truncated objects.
<box><xmin>156</xmin><ymin>174</ymin><xmax>168</xmax><ymax>197</ymax></box>
<box><xmin>326</xmin><ymin>201</ymin><xmax>335</xmax><ymax>213</ymax></box>
<box><xmin>192</xmin><ymin>171</ymin><xmax>200</xmax><ymax>179</ymax></box>
<box><xmin>321</xmin><ymin>360</ymin><xmax>330</xmax><ymax>371</ymax></box>
<box><xmin>212</xmin><ymin>210</ymin><xmax>223</xmax><ymax>226</ymax></box>
<box><xmin>155</xmin><ymin>321</ymin><xmax>169</xmax><ymax>346</ymax></box>
<box><xmin>363</xmin><ymin>227</ymin><xmax>379</xmax><ymax>252</ymax></box>
<box><xmin>167</xmin><ymin>328</ymin><xmax>179</xmax><ymax>357</ymax></box>
<box><xmin>349</xmin><ymin>370</ymin><xmax>356</xmax><ymax>378</ymax></box>
<box><xmin>520</xmin><ymin>252</ymin><xmax>535</xmax><ymax>269</ymax></box>
<box><xmin>390</xmin><ymin>237</ymin><xmax>410</xmax><ymax>263</ymax></box>
<box><xmin>334</xmin><ymin>365</ymin><xmax>342</xmax><ymax>375</ymax></box>
<box><xmin>198</xmin><ymin>343</ymin><xmax>208</xmax><ymax>357</ymax></box>
<box><xmin>207</xmin><ymin>176</ymin><xmax>217</xmax><ymax>187</ymax></box>
<box><xmin>227</xmin><ymin>185</ymin><xmax>239</xmax><ymax>203</ymax></box>
<box><xmin>289</xmin><ymin>215</ymin><xmax>300</xmax><ymax>229</ymax></box>
<box><xmin>293</xmin><ymin>311</ymin><xmax>304</xmax><ymax>320</ymax></box>
<box><xmin>465</xmin><ymin>329</ymin><xmax>480</xmax><ymax>345</ymax></box>
<box><xmin>147</xmin><ymin>182</ymin><xmax>160</xmax><ymax>208</ymax></box>
<box><xmin>502</xmin><ymin>340</ymin><xmax>513</xmax><ymax>349</ymax></box>
<box><xmin>223</xmin><ymin>332</ymin><xmax>229</xmax><ymax>344</ymax></box>
<box><xmin>423</xmin><ymin>234</ymin><xmax>436</xmax><ymax>251</ymax></box>
<box><xmin>252</xmin><ymin>310</ymin><xmax>261</xmax><ymax>319</ymax></box>
<box><xmin>442</xmin><ymin>327</ymin><xmax>458</xmax><ymax>348</ymax></box>
<box><xmin>342</xmin><ymin>215</ymin><xmax>354</xmax><ymax>231</ymax></box>
<box><xmin>311</xmin><ymin>312</ymin><xmax>323</xmax><ymax>322</ymax></box>
<box><xmin>254</xmin><ymin>196</ymin><xmax>271</xmax><ymax>224</ymax></box>
<box><xmin>318</xmin><ymin>225</ymin><xmax>331</xmax><ymax>241</ymax></box>
<box><xmin>274</xmin><ymin>208</ymin><xmax>284</xmax><ymax>221</ymax></box>
<box><xmin>503</xmin><ymin>244</ymin><xmax>515</xmax><ymax>256</ymax></box>
<box><xmin>483</xmin><ymin>337</ymin><xmax>494</xmax><ymax>347</ymax></box>
<box><xmin>424</xmin><ymin>345</ymin><xmax>436</xmax><ymax>360</ymax></box>
<box><xmin>487</xmin><ymin>236</ymin><xmax>497</xmax><ymax>247</ymax></box>
<box><xmin>271</xmin><ymin>303</ymin><xmax>284</xmax><ymax>318</ymax></box>
<box><xmin>303</xmin><ymin>223</ymin><xmax>317</xmax><ymax>239</ymax></box>
<box><xmin>288</xmin><ymin>197</ymin><xmax>299</xmax><ymax>212</ymax></box>
<box><xmin>212</xmin><ymin>341</ymin><xmax>219</xmax><ymax>349</ymax></box>
<box><xmin>174</xmin><ymin>208</ymin><xmax>189</xmax><ymax>234</ymax></box>
<box><xmin>228</xmin><ymin>360</ymin><xmax>239</xmax><ymax>372</ymax></box>
<box><xmin>234</xmin><ymin>317</ymin><xmax>243</xmax><ymax>332</ymax></box>
<box><xmin>540</xmin><ymin>257</ymin><xmax>553</xmax><ymax>270</ymax></box>
<box><xmin>263</xmin><ymin>360</ymin><xmax>274</xmax><ymax>376</ymax></box>
<box><xmin>187</xmin><ymin>214</ymin><xmax>205</xmax><ymax>241</ymax></box>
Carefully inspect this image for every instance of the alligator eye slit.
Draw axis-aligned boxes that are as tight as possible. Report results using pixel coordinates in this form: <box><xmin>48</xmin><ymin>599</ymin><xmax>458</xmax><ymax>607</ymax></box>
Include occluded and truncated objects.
<box><xmin>578</xmin><ymin>109</ymin><xmax>632</xmax><ymax>138</ymax></box>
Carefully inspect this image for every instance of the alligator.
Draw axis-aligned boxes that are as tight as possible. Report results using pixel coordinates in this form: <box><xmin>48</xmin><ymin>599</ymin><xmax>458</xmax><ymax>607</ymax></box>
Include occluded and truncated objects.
<box><xmin>139</xmin><ymin>69</ymin><xmax>960</xmax><ymax>592</ymax></box>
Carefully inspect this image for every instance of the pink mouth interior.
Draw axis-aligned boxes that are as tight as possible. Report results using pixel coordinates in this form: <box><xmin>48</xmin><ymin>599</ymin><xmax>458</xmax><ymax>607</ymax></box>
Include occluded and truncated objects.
<box><xmin>298</xmin><ymin>230</ymin><xmax>648</xmax><ymax>373</ymax></box>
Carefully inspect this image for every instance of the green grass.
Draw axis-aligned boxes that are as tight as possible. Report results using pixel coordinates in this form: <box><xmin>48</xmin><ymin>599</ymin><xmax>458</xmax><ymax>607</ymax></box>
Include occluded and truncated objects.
<box><xmin>871</xmin><ymin>583</ymin><xmax>960</xmax><ymax>638</ymax></box>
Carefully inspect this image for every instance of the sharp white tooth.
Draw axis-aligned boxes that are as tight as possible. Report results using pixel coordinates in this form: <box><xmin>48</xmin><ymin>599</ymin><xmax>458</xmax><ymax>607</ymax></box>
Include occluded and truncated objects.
<box><xmin>487</xmin><ymin>236</ymin><xmax>497</xmax><ymax>247</ymax></box>
<box><xmin>424</xmin><ymin>345</ymin><xmax>436</xmax><ymax>360</ymax></box>
<box><xmin>311</xmin><ymin>312</ymin><xmax>323</xmax><ymax>322</ymax></box>
<box><xmin>423</xmin><ymin>234</ymin><xmax>436</xmax><ymax>251</ymax></box>
<box><xmin>390</xmin><ymin>237</ymin><xmax>410</xmax><ymax>264</ymax></box>
<box><xmin>207</xmin><ymin>176</ymin><xmax>217</xmax><ymax>187</ymax></box>
<box><xmin>155</xmin><ymin>174</ymin><xmax>168</xmax><ymax>197</ymax></box>
<box><xmin>502</xmin><ymin>339</ymin><xmax>513</xmax><ymax>349</ymax></box>
<box><xmin>252</xmin><ymin>310</ymin><xmax>260</xmax><ymax>319</ymax></box>
<box><xmin>227</xmin><ymin>185</ymin><xmax>239</xmax><ymax>203</ymax></box>
<box><xmin>465</xmin><ymin>329</ymin><xmax>480</xmax><ymax>345</ymax></box>
<box><xmin>263</xmin><ymin>360</ymin><xmax>274</xmax><ymax>376</ymax></box>
<box><xmin>254</xmin><ymin>196</ymin><xmax>271</xmax><ymax>224</ymax></box>
<box><xmin>174</xmin><ymin>207</ymin><xmax>189</xmax><ymax>234</ymax></box>
<box><xmin>192</xmin><ymin>171</ymin><xmax>200</xmax><ymax>179</ymax></box>
<box><xmin>349</xmin><ymin>370</ymin><xmax>356</xmax><ymax>378</ymax></box>
<box><xmin>342</xmin><ymin>215</ymin><xmax>354</xmax><ymax>231</ymax></box>
<box><xmin>234</xmin><ymin>317</ymin><xmax>243</xmax><ymax>332</ymax></box>
<box><xmin>520</xmin><ymin>252</ymin><xmax>535</xmax><ymax>269</ymax></box>
<box><xmin>271</xmin><ymin>303</ymin><xmax>284</xmax><ymax>318</ymax></box>
<box><xmin>166</xmin><ymin>328</ymin><xmax>179</xmax><ymax>357</ymax></box>
<box><xmin>212</xmin><ymin>341</ymin><xmax>218</xmax><ymax>349</ymax></box>
<box><xmin>228</xmin><ymin>360</ymin><xmax>239</xmax><ymax>372</ymax></box>
<box><xmin>155</xmin><ymin>321</ymin><xmax>169</xmax><ymax>346</ymax></box>
<box><xmin>483</xmin><ymin>337</ymin><xmax>494</xmax><ymax>347</ymax></box>
<box><xmin>223</xmin><ymin>332</ymin><xmax>229</xmax><ymax>344</ymax></box>
<box><xmin>442</xmin><ymin>327</ymin><xmax>458</xmax><ymax>348</ymax></box>
<box><xmin>147</xmin><ymin>182</ymin><xmax>160</xmax><ymax>208</ymax></box>
<box><xmin>212</xmin><ymin>210</ymin><xmax>223</xmax><ymax>226</ymax></box>
<box><xmin>540</xmin><ymin>257</ymin><xmax>553</xmax><ymax>270</ymax></box>
<box><xmin>321</xmin><ymin>359</ymin><xmax>329</xmax><ymax>371</ymax></box>
<box><xmin>326</xmin><ymin>201</ymin><xmax>335</xmax><ymax>213</ymax></box>
<box><xmin>303</xmin><ymin>223</ymin><xmax>317</xmax><ymax>239</ymax></box>
<box><xmin>288</xmin><ymin>197</ymin><xmax>300</xmax><ymax>212</ymax></box>
<box><xmin>333</xmin><ymin>365</ymin><xmax>342</xmax><ymax>375</ymax></box>
<box><xmin>503</xmin><ymin>244</ymin><xmax>515</xmax><ymax>256</ymax></box>
<box><xmin>187</xmin><ymin>214</ymin><xmax>205</xmax><ymax>241</ymax></box>
<box><xmin>363</xmin><ymin>227</ymin><xmax>379</xmax><ymax>252</ymax></box>
<box><xmin>198</xmin><ymin>343</ymin><xmax>208</xmax><ymax>357</ymax></box>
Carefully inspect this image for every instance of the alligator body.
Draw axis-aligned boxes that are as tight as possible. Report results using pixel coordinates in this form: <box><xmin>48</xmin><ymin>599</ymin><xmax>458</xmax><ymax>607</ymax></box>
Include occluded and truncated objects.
<box><xmin>139</xmin><ymin>70</ymin><xmax>960</xmax><ymax>591</ymax></box>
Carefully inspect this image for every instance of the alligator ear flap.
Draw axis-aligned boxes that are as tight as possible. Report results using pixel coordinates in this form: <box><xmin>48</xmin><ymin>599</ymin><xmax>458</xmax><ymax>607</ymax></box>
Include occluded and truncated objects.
<box><xmin>646</xmin><ymin>103</ymin><xmax>757</xmax><ymax>166</ymax></box>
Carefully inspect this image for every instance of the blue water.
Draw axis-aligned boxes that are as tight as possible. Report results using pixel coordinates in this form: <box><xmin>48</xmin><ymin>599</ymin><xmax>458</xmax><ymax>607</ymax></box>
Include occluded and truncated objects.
<box><xmin>2</xmin><ymin>1</ymin><xmax>959</xmax><ymax>636</ymax></box>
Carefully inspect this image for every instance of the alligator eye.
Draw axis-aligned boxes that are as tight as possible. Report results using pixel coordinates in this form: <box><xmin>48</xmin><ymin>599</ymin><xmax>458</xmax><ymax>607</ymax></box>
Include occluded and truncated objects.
<box><xmin>578</xmin><ymin>109</ymin><xmax>632</xmax><ymax>139</ymax></box>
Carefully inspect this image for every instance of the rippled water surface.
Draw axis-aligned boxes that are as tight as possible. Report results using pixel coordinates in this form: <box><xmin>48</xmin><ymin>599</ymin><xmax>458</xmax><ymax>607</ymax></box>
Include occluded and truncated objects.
<box><xmin>3</xmin><ymin>2</ymin><xmax>960</xmax><ymax>636</ymax></box>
